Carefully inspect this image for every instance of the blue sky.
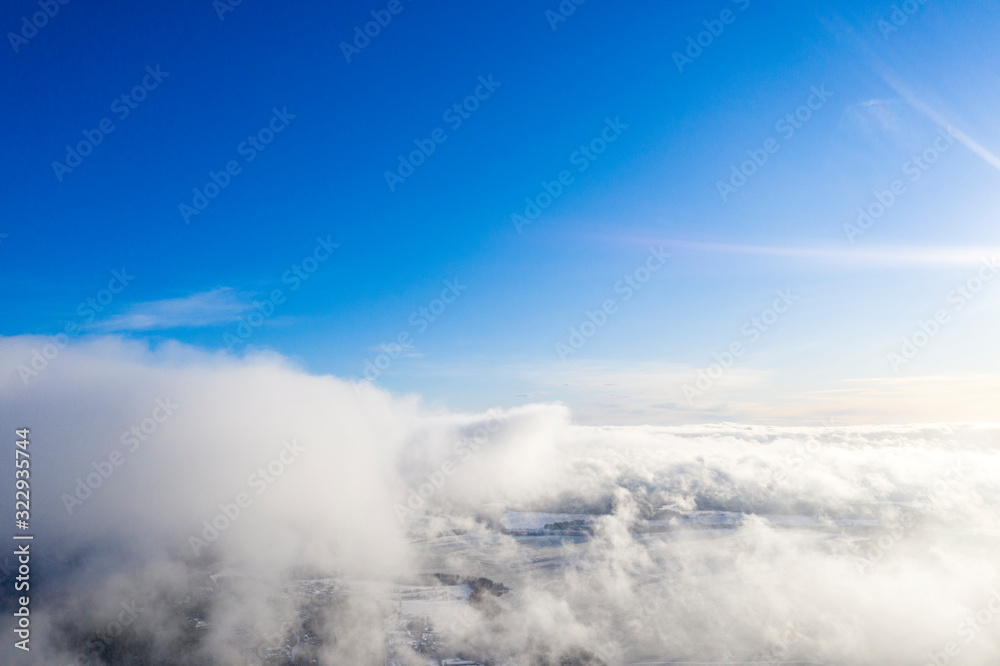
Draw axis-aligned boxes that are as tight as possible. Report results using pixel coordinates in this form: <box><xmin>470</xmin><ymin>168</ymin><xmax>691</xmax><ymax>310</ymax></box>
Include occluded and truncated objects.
<box><xmin>3</xmin><ymin>0</ymin><xmax>1000</xmax><ymax>424</ymax></box>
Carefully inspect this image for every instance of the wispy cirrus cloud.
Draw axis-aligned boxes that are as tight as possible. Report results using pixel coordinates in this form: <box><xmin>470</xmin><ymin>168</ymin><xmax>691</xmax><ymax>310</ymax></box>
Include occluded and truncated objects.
<box><xmin>605</xmin><ymin>237</ymin><xmax>1000</xmax><ymax>267</ymax></box>
<box><xmin>372</xmin><ymin>342</ymin><xmax>419</xmax><ymax>357</ymax></box>
<box><xmin>665</xmin><ymin>241</ymin><xmax>1000</xmax><ymax>266</ymax></box>
<box><xmin>872</xmin><ymin>60</ymin><xmax>1000</xmax><ymax>173</ymax></box>
<box><xmin>86</xmin><ymin>287</ymin><xmax>253</xmax><ymax>332</ymax></box>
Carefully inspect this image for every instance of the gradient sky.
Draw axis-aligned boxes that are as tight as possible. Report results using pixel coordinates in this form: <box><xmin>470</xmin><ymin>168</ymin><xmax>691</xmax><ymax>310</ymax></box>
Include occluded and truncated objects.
<box><xmin>3</xmin><ymin>0</ymin><xmax>999</xmax><ymax>424</ymax></box>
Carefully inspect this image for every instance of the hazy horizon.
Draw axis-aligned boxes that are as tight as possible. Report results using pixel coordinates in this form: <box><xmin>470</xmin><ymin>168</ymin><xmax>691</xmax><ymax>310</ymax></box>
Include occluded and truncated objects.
<box><xmin>3</xmin><ymin>1</ymin><xmax>1000</xmax><ymax>664</ymax></box>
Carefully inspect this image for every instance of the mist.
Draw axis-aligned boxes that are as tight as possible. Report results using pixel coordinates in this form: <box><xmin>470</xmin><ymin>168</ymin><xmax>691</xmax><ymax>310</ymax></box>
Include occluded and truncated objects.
<box><xmin>2</xmin><ymin>335</ymin><xmax>999</xmax><ymax>665</ymax></box>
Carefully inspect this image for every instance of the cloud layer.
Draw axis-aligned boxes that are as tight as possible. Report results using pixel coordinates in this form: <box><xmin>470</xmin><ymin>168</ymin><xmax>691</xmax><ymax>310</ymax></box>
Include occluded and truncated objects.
<box><xmin>1</xmin><ymin>335</ymin><xmax>999</xmax><ymax>664</ymax></box>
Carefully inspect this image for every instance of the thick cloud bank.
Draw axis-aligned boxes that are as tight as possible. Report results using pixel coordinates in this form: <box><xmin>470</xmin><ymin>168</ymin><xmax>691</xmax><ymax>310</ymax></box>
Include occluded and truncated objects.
<box><xmin>1</xmin><ymin>336</ymin><xmax>999</xmax><ymax>665</ymax></box>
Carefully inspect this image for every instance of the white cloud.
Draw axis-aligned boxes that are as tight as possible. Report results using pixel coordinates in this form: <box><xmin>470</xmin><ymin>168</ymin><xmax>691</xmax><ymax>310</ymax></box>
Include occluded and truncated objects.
<box><xmin>87</xmin><ymin>287</ymin><xmax>253</xmax><ymax>332</ymax></box>
<box><xmin>1</xmin><ymin>336</ymin><xmax>999</xmax><ymax>664</ymax></box>
<box><xmin>630</xmin><ymin>239</ymin><xmax>1000</xmax><ymax>267</ymax></box>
